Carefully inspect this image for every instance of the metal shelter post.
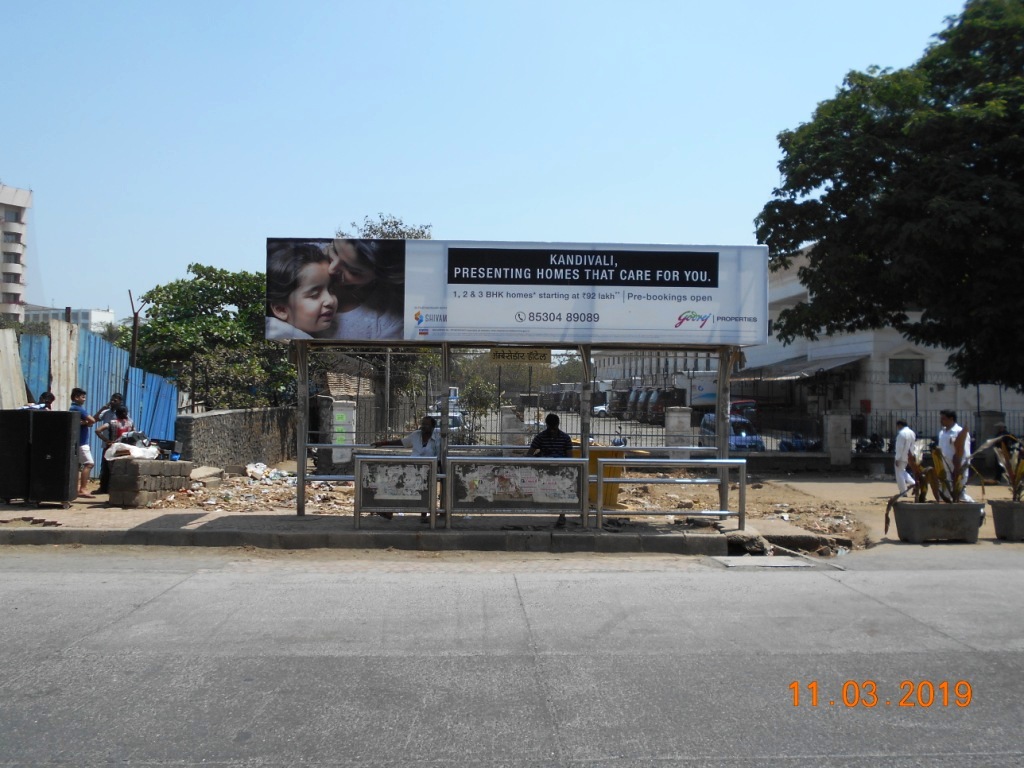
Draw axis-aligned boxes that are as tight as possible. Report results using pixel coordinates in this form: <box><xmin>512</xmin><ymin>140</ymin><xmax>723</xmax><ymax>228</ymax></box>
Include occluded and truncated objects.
<box><xmin>579</xmin><ymin>345</ymin><xmax>591</xmax><ymax>458</ymax></box>
<box><xmin>295</xmin><ymin>341</ymin><xmax>309</xmax><ymax>516</ymax></box>
<box><xmin>716</xmin><ymin>346</ymin><xmax>739</xmax><ymax>514</ymax></box>
<box><xmin>440</xmin><ymin>343</ymin><xmax>451</xmax><ymax>512</ymax></box>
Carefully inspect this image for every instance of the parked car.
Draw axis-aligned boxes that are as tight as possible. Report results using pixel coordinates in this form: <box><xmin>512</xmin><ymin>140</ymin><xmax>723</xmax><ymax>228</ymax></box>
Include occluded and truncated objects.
<box><xmin>698</xmin><ymin>413</ymin><xmax>766</xmax><ymax>451</ymax></box>
<box><xmin>607</xmin><ymin>390</ymin><xmax>630</xmax><ymax>420</ymax></box>
<box><xmin>623</xmin><ymin>387</ymin><xmax>643</xmax><ymax>421</ymax></box>
<box><xmin>426</xmin><ymin>411</ymin><xmax>474</xmax><ymax>444</ymax></box>
<box><xmin>592</xmin><ymin>404</ymin><xmax>610</xmax><ymax>417</ymax></box>
<box><xmin>779</xmin><ymin>432</ymin><xmax>823</xmax><ymax>451</ymax></box>
<box><xmin>646</xmin><ymin>387</ymin><xmax>687</xmax><ymax>426</ymax></box>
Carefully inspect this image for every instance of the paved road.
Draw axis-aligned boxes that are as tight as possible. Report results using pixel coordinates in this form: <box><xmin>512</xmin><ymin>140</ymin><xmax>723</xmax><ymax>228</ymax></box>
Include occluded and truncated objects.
<box><xmin>1</xmin><ymin>545</ymin><xmax>1021</xmax><ymax>767</ymax></box>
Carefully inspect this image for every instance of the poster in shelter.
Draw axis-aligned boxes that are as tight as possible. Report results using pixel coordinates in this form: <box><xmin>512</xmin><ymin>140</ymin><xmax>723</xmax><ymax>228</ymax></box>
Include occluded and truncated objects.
<box><xmin>358</xmin><ymin>461</ymin><xmax>433</xmax><ymax>509</ymax></box>
<box><xmin>449</xmin><ymin>461</ymin><xmax>585</xmax><ymax>512</ymax></box>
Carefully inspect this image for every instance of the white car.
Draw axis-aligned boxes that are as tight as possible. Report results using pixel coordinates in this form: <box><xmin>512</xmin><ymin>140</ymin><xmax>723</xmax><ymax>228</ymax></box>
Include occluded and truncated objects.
<box><xmin>592</xmin><ymin>404</ymin><xmax>610</xmax><ymax>417</ymax></box>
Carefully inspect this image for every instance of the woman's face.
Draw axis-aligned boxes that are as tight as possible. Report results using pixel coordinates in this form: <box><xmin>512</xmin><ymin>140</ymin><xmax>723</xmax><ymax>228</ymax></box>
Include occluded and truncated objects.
<box><xmin>274</xmin><ymin>262</ymin><xmax>337</xmax><ymax>334</ymax></box>
<box><xmin>327</xmin><ymin>240</ymin><xmax>374</xmax><ymax>287</ymax></box>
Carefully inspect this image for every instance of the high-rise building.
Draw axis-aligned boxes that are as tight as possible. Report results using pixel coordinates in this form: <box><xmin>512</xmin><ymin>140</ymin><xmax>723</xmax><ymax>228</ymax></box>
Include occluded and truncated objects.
<box><xmin>0</xmin><ymin>183</ymin><xmax>32</xmax><ymax>322</ymax></box>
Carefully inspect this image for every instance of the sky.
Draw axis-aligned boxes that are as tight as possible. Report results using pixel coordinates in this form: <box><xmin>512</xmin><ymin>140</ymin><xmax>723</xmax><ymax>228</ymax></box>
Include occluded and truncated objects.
<box><xmin>4</xmin><ymin>0</ymin><xmax>968</xmax><ymax>324</ymax></box>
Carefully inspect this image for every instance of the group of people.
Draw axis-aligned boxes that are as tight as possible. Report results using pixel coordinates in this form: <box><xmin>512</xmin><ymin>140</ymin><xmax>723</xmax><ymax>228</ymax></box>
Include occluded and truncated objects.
<box><xmin>893</xmin><ymin>409</ymin><xmax>989</xmax><ymax>500</ymax></box>
<box><xmin>24</xmin><ymin>389</ymin><xmax>134</xmax><ymax>499</ymax></box>
<box><xmin>265</xmin><ymin>238</ymin><xmax>404</xmax><ymax>341</ymax></box>
<box><xmin>371</xmin><ymin>412</ymin><xmax>575</xmax><ymax>526</ymax></box>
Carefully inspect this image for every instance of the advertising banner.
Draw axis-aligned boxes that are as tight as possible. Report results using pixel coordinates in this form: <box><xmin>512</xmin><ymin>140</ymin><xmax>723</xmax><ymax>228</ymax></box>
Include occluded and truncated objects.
<box><xmin>266</xmin><ymin>239</ymin><xmax>767</xmax><ymax>346</ymax></box>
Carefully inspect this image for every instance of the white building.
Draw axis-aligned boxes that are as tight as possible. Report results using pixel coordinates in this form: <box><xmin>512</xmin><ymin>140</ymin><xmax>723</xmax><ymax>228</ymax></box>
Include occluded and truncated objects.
<box><xmin>593</xmin><ymin>249</ymin><xmax>1024</xmax><ymax>436</ymax></box>
<box><xmin>0</xmin><ymin>184</ymin><xmax>32</xmax><ymax>322</ymax></box>
<box><xmin>23</xmin><ymin>304</ymin><xmax>117</xmax><ymax>333</ymax></box>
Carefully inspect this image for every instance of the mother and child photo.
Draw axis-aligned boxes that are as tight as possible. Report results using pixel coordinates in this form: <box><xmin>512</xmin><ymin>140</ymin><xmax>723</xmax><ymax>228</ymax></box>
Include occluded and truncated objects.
<box><xmin>265</xmin><ymin>238</ymin><xmax>405</xmax><ymax>341</ymax></box>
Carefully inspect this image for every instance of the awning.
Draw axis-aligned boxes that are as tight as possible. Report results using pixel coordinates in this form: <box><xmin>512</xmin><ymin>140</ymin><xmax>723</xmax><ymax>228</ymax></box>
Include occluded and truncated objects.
<box><xmin>733</xmin><ymin>354</ymin><xmax>867</xmax><ymax>383</ymax></box>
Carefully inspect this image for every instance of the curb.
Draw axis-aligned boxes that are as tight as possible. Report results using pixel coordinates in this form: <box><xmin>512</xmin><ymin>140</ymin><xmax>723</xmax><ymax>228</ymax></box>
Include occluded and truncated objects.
<box><xmin>0</xmin><ymin>526</ymin><xmax>730</xmax><ymax>555</ymax></box>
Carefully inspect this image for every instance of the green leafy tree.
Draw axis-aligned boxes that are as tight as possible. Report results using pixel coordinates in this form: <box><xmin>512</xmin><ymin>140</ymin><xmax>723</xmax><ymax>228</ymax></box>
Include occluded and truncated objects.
<box><xmin>756</xmin><ymin>0</ymin><xmax>1024</xmax><ymax>388</ymax></box>
<box><xmin>135</xmin><ymin>264</ymin><xmax>293</xmax><ymax>409</ymax></box>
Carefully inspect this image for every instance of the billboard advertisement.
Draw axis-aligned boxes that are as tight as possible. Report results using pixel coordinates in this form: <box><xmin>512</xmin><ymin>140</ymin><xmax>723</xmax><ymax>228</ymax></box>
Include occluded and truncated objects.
<box><xmin>266</xmin><ymin>239</ymin><xmax>767</xmax><ymax>346</ymax></box>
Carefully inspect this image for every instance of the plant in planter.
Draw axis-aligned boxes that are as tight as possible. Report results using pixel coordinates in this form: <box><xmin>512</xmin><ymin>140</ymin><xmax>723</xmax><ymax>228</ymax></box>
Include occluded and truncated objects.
<box><xmin>989</xmin><ymin>432</ymin><xmax>1024</xmax><ymax>541</ymax></box>
<box><xmin>884</xmin><ymin>429</ymin><xmax>992</xmax><ymax>543</ymax></box>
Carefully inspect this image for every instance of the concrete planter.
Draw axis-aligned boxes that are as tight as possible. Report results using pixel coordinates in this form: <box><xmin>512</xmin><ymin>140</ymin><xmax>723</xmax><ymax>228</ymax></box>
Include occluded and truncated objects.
<box><xmin>989</xmin><ymin>499</ymin><xmax>1024</xmax><ymax>541</ymax></box>
<box><xmin>892</xmin><ymin>501</ymin><xmax>984</xmax><ymax>544</ymax></box>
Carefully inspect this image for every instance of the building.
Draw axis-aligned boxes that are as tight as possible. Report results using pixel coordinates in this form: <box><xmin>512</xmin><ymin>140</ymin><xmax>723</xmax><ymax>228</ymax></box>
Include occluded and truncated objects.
<box><xmin>23</xmin><ymin>304</ymin><xmax>117</xmax><ymax>333</ymax></box>
<box><xmin>593</xmin><ymin>249</ymin><xmax>1024</xmax><ymax>438</ymax></box>
<box><xmin>0</xmin><ymin>184</ymin><xmax>32</xmax><ymax>322</ymax></box>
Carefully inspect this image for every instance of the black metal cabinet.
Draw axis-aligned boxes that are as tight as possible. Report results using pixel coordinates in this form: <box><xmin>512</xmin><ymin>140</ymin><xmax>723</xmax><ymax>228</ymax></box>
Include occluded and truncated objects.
<box><xmin>0</xmin><ymin>410</ymin><xmax>32</xmax><ymax>502</ymax></box>
<box><xmin>0</xmin><ymin>410</ymin><xmax>78</xmax><ymax>507</ymax></box>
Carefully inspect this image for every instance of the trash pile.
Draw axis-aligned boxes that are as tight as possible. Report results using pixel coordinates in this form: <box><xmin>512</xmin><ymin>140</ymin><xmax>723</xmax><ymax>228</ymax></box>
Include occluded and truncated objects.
<box><xmin>769</xmin><ymin>501</ymin><xmax>860</xmax><ymax>537</ymax></box>
<box><xmin>612</xmin><ymin>471</ymin><xmax>868</xmax><ymax>547</ymax></box>
<box><xmin>146</xmin><ymin>463</ymin><xmax>356</xmax><ymax>516</ymax></box>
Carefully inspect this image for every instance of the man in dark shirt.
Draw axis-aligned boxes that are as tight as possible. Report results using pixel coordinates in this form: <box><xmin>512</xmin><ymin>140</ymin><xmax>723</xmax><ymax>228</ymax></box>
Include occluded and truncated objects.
<box><xmin>528</xmin><ymin>413</ymin><xmax>574</xmax><ymax>526</ymax></box>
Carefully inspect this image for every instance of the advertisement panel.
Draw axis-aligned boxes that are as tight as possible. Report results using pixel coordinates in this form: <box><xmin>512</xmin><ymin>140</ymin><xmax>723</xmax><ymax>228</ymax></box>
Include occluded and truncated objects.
<box><xmin>266</xmin><ymin>239</ymin><xmax>767</xmax><ymax>346</ymax></box>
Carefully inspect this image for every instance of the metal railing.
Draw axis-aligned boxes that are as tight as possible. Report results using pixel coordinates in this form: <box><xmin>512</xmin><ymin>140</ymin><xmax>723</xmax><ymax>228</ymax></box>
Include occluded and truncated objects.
<box><xmin>594</xmin><ymin>457</ymin><xmax>747</xmax><ymax>530</ymax></box>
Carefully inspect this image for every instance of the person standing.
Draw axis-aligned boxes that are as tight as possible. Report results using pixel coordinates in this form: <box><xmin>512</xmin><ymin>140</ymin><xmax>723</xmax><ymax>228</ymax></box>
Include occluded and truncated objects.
<box><xmin>22</xmin><ymin>391</ymin><xmax>55</xmax><ymax>410</ymax></box>
<box><xmin>94</xmin><ymin>393</ymin><xmax>126</xmax><ymax>495</ymax></box>
<box><xmin>938</xmin><ymin>409</ymin><xmax>973</xmax><ymax>501</ymax></box>
<box><xmin>69</xmin><ymin>387</ymin><xmax>97</xmax><ymax>499</ymax></box>
<box><xmin>893</xmin><ymin>419</ymin><xmax>916</xmax><ymax>494</ymax></box>
<box><xmin>527</xmin><ymin>413</ymin><xmax>575</xmax><ymax>527</ymax></box>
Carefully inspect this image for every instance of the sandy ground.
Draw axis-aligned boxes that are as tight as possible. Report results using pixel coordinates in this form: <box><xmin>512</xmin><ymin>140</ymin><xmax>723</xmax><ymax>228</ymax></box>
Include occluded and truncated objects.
<box><xmin>130</xmin><ymin>462</ymin><xmax>1014</xmax><ymax>550</ymax></box>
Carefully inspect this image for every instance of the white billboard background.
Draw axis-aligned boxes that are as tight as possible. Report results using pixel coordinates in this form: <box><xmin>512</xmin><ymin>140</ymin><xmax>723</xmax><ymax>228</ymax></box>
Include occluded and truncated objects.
<box><xmin>406</xmin><ymin>241</ymin><xmax>768</xmax><ymax>347</ymax></box>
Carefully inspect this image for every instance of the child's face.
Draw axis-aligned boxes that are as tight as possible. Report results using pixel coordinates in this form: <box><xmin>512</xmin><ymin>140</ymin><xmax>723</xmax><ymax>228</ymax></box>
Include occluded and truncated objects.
<box><xmin>328</xmin><ymin>240</ymin><xmax>374</xmax><ymax>287</ymax></box>
<box><xmin>273</xmin><ymin>262</ymin><xmax>337</xmax><ymax>334</ymax></box>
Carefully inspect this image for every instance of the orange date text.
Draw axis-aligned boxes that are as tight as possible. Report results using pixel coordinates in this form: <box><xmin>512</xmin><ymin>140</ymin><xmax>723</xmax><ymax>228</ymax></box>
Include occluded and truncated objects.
<box><xmin>789</xmin><ymin>680</ymin><xmax>973</xmax><ymax>708</ymax></box>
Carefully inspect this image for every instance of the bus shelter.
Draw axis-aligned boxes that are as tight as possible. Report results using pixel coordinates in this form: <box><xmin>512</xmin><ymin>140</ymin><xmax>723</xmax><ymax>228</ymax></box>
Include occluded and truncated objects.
<box><xmin>265</xmin><ymin>238</ymin><xmax>768</xmax><ymax>522</ymax></box>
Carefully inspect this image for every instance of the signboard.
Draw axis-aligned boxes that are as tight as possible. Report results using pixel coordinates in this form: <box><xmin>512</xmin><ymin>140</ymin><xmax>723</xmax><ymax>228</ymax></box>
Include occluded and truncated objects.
<box><xmin>354</xmin><ymin>456</ymin><xmax>437</xmax><ymax>520</ymax></box>
<box><xmin>488</xmin><ymin>348</ymin><xmax>551</xmax><ymax>364</ymax></box>
<box><xmin>266</xmin><ymin>239</ymin><xmax>768</xmax><ymax>346</ymax></box>
<box><xmin>446</xmin><ymin>457</ymin><xmax>587</xmax><ymax>515</ymax></box>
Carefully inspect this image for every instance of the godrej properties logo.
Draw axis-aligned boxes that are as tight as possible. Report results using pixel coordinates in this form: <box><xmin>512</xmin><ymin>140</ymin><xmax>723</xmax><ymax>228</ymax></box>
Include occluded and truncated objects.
<box><xmin>674</xmin><ymin>310</ymin><xmax>712</xmax><ymax>329</ymax></box>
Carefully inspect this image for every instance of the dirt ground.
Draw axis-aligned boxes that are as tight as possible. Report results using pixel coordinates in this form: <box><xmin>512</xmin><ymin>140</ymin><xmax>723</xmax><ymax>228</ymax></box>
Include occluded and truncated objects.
<box><xmin>141</xmin><ymin>465</ymin><xmax>877</xmax><ymax>549</ymax></box>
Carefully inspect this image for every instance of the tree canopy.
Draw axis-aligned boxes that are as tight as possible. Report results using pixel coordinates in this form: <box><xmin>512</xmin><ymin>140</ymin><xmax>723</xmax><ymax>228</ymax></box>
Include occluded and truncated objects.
<box><xmin>337</xmin><ymin>213</ymin><xmax>432</xmax><ymax>241</ymax></box>
<box><xmin>755</xmin><ymin>0</ymin><xmax>1024</xmax><ymax>388</ymax></box>
<box><xmin>134</xmin><ymin>264</ymin><xmax>294</xmax><ymax>409</ymax></box>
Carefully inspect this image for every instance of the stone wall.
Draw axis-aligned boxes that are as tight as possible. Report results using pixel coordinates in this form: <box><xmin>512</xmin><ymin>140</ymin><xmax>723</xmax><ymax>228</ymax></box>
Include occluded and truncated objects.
<box><xmin>176</xmin><ymin>408</ymin><xmax>296</xmax><ymax>469</ymax></box>
<box><xmin>108</xmin><ymin>458</ymin><xmax>195</xmax><ymax>508</ymax></box>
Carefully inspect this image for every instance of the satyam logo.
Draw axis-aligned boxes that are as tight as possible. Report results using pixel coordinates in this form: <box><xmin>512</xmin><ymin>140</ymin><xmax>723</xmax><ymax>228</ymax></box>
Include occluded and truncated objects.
<box><xmin>675</xmin><ymin>310</ymin><xmax>713</xmax><ymax>329</ymax></box>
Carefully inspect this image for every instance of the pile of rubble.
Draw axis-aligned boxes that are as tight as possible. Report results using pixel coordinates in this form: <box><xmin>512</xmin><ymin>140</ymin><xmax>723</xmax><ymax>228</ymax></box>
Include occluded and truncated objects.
<box><xmin>146</xmin><ymin>464</ymin><xmax>356</xmax><ymax>516</ymax></box>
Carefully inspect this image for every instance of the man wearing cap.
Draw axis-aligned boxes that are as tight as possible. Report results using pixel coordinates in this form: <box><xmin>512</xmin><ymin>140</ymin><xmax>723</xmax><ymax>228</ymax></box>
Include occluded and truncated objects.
<box><xmin>894</xmin><ymin>419</ymin><xmax>916</xmax><ymax>494</ymax></box>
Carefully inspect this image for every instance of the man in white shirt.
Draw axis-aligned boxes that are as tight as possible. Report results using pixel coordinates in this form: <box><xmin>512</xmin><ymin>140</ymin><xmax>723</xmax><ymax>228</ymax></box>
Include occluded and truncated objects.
<box><xmin>894</xmin><ymin>419</ymin><xmax>916</xmax><ymax>494</ymax></box>
<box><xmin>938</xmin><ymin>409</ymin><xmax>973</xmax><ymax>501</ymax></box>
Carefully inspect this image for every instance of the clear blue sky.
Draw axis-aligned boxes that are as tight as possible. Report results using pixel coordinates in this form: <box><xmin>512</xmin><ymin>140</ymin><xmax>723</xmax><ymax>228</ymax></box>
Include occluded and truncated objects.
<box><xmin>4</xmin><ymin>0</ymin><xmax>967</xmax><ymax>324</ymax></box>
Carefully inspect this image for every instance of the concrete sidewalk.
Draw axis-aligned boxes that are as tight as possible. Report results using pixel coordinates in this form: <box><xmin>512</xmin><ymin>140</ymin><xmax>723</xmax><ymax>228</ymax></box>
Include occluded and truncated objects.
<box><xmin>4</xmin><ymin>472</ymin><xmax>1012</xmax><ymax>555</ymax></box>
<box><xmin>0</xmin><ymin>497</ymin><xmax>741</xmax><ymax>554</ymax></box>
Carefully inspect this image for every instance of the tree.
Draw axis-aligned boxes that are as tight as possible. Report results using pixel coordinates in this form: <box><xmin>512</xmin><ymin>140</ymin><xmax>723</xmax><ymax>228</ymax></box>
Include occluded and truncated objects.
<box><xmin>99</xmin><ymin>322</ymin><xmax>121</xmax><ymax>343</ymax></box>
<box><xmin>337</xmin><ymin>213</ymin><xmax>432</xmax><ymax>241</ymax></box>
<box><xmin>755</xmin><ymin>0</ymin><xmax>1024</xmax><ymax>388</ymax></box>
<box><xmin>134</xmin><ymin>264</ymin><xmax>294</xmax><ymax>409</ymax></box>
